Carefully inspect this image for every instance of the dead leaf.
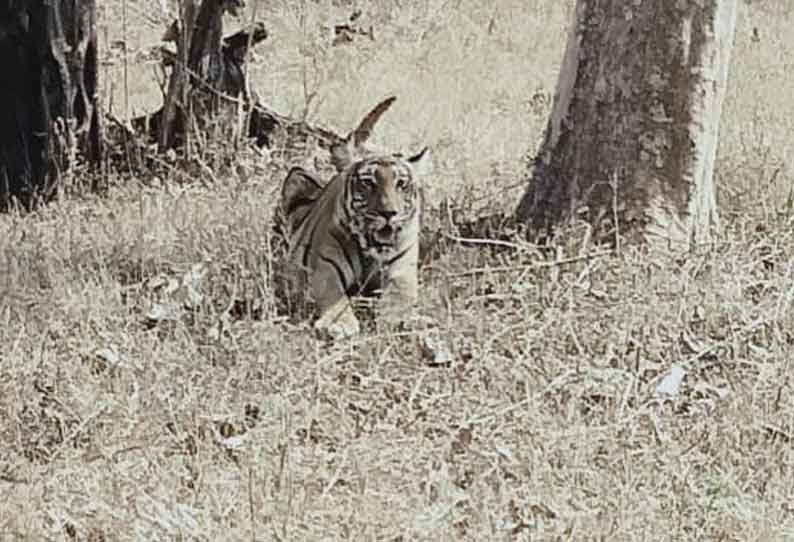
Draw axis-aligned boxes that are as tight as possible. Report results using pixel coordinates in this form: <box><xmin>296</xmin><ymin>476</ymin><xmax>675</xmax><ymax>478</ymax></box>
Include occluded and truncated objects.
<box><xmin>656</xmin><ymin>365</ymin><xmax>685</xmax><ymax>397</ymax></box>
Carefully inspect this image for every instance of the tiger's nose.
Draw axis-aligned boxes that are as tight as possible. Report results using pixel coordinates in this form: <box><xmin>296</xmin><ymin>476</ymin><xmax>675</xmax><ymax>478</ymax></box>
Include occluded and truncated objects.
<box><xmin>379</xmin><ymin>209</ymin><xmax>398</xmax><ymax>221</ymax></box>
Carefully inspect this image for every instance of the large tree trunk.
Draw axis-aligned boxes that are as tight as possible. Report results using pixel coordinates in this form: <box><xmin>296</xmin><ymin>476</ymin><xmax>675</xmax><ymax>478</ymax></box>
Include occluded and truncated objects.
<box><xmin>0</xmin><ymin>0</ymin><xmax>100</xmax><ymax>211</ymax></box>
<box><xmin>0</xmin><ymin>2</ymin><xmax>51</xmax><ymax>211</ymax></box>
<box><xmin>515</xmin><ymin>0</ymin><xmax>737</xmax><ymax>248</ymax></box>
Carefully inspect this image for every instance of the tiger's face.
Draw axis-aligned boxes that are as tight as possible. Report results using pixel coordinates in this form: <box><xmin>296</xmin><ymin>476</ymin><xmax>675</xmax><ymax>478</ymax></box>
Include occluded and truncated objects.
<box><xmin>347</xmin><ymin>149</ymin><xmax>430</xmax><ymax>253</ymax></box>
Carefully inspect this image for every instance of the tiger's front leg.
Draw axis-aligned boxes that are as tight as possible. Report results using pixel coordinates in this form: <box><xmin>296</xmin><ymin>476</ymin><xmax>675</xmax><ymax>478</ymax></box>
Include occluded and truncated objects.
<box><xmin>377</xmin><ymin>246</ymin><xmax>419</xmax><ymax>329</ymax></box>
<box><xmin>311</xmin><ymin>259</ymin><xmax>360</xmax><ymax>340</ymax></box>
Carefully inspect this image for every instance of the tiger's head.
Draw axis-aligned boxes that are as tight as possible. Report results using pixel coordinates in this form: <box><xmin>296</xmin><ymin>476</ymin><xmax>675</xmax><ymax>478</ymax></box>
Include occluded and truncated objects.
<box><xmin>346</xmin><ymin>149</ymin><xmax>432</xmax><ymax>253</ymax></box>
<box><xmin>330</xmin><ymin>96</ymin><xmax>433</xmax><ymax>255</ymax></box>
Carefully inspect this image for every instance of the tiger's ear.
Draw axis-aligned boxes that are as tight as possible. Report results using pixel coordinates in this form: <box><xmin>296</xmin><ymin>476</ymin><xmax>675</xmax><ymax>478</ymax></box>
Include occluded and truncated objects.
<box><xmin>330</xmin><ymin>138</ymin><xmax>355</xmax><ymax>173</ymax></box>
<box><xmin>407</xmin><ymin>147</ymin><xmax>432</xmax><ymax>177</ymax></box>
<box><xmin>332</xmin><ymin>96</ymin><xmax>397</xmax><ymax>173</ymax></box>
<box><xmin>281</xmin><ymin>167</ymin><xmax>324</xmax><ymax>229</ymax></box>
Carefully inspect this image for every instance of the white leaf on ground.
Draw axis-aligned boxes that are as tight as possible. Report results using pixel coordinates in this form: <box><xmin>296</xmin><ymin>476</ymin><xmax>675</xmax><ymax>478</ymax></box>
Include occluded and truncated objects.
<box><xmin>494</xmin><ymin>443</ymin><xmax>515</xmax><ymax>462</ymax></box>
<box><xmin>419</xmin><ymin>335</ymin><xmax>453</xmax><ymax>365</ymax></box>
<box><xmin>218</xmin><ymin>434</ymin><xmax>247</xmax><ymax>449</ymax></box>
<box><xmin>656</xmin><ymin>365</ymin><xmax>686</xmax><ymax>397</ymax></box>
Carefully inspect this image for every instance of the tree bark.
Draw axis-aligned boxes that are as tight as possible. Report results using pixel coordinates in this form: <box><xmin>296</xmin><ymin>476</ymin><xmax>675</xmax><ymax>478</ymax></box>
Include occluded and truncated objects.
<box><xmin>48</xmin><ymin>0</ymin><xmax>101</xmax><ymax>169</ymax></box>
<box><xmin>157</xmin><ymin>0</ymin><xmax>271</xmax><ymax>152</ymax></box>
<box><xmin>515</xmin><ymin>0</ymin><xmax>737</xmax><ymax>248</ymax></box>
<box><xmin>0</xmin><ymin>1</ymin><xmax>51</xmax><ymax>210</ymax></box>
<box><xmin>0</xmin><ymin>0</ymin><xmax>100</xmax><ymax>211</ymax></box>
<box><xmin>116</xmin><ymin>2</ymin><xmax>330</xmax><ymax>170</ymax></box>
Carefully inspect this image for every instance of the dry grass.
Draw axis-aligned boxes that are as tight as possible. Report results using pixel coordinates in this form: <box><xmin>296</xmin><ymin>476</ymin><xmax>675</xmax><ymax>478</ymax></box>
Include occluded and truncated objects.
<box><xmin>2</xmin><ymin>1</ymin><xmax>794</xmax><ymax>540</ymax></box>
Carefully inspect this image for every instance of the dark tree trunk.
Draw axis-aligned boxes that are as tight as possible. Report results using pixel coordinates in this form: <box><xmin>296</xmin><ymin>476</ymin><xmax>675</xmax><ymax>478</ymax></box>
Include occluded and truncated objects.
<box><xmin>0</xmin><ymin>1</ymin><xmax>51</xmax><ymax>211</ymax></box>
<box><xmin>157</xmin><ymin>0</ymin><xmax>273</xmax><ymax>152</ymax></box>
<box><xmin>516</xmin><ymin>0</ymin><xmax>737</xmax><ymax>249</ymax></box>
<box><xmin>113</xmin><ymin>1</ymin><xmax>342</xmax><ymax>175</ymax></box>
<box><xmin>0</xmin><ymin>0</ymin><xmax>100</xmax><ymax>211</ymax></box>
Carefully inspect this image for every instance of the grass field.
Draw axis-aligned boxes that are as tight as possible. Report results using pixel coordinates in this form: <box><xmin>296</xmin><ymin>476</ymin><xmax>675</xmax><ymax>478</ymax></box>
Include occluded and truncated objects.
<box><xmin>1</xmin><ymin>1</ymin><xmax>793</xmax><ymax>540</ymax></box>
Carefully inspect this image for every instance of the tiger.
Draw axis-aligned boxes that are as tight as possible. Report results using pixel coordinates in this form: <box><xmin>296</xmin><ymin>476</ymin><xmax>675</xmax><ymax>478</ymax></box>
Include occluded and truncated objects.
<box><xmin>279</xmin><ymin>96</ymin><xmax>432</xmax><ymax>339</ymax></box>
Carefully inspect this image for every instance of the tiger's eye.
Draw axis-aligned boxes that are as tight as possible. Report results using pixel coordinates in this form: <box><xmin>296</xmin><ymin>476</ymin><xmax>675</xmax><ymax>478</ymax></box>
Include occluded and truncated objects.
<box><xmin>358</xmin><ymin>176</ymin><xmax>375</xmax><ymax>189</ymax></box>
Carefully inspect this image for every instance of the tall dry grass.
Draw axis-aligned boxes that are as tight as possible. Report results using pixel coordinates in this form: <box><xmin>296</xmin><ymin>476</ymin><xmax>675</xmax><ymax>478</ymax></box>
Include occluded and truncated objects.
<box><xmin>1</xmin><ymin>1</ymin><xmax>793</xmax><ymax>540</ymax></box>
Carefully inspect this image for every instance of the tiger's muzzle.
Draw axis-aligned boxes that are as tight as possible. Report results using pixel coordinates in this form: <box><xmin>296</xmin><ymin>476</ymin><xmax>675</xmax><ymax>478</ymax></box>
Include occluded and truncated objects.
<box><xmin>366</xmin><ymin>212</ymin><xmax>404</xmax><ymax>249</ymax></box>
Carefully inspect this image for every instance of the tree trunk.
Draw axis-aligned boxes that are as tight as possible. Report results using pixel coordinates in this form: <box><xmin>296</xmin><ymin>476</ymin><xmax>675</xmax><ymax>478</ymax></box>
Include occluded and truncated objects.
<box><xmin>48</xmin><ymin>0</ymin><xmax>101</xmax><ymax>170</ymax></box>
<box><xmin>0</xmin><ymin>0</ymin><xmax>100</xmax><ymax>211</ymax></box>
<box><xmin>515</xmin><ymin>0</ymin><xmax>737</xmax><ymax>248</ymax></box>
<box><xmin>0</xmin><ymin>1</ymin><xmax>51</xmax><ymax>210</ymax></box>
<box><xmin>157</xmin><ymin>0</ymin><xmax>272</xmax><ymax>152</ymax></box>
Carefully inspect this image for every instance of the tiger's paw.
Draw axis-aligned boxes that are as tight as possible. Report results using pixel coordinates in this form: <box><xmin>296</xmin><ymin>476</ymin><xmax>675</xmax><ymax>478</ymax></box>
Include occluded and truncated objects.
<box><xmin>314</xmin><ymin>312</ymin><xmax>360</xmax><ymax>341</ymax></box>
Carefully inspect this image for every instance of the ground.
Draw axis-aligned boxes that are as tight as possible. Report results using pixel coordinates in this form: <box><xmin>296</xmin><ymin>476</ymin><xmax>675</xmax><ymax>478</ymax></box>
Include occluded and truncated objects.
<box><xmin>1</xmin><ymin>1</ymin><xmax>793</xmax><ymax>540</ymax></box>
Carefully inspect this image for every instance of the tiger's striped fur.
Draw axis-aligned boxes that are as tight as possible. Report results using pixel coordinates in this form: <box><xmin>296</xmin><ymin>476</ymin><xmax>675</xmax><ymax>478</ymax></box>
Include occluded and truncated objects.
<box><xmin>279</xmin><ymin>97</ymin><xmax>432</xmax><ymax>338</ymax></box>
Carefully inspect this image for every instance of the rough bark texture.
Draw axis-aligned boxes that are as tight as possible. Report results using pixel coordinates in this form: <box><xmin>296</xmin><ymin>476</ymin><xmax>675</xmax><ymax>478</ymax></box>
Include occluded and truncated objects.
<box><xmin>0</xmin><ymin>1</ymin><xmax>51</xmax><ymax>210</ymax></box>
<box><xmin>156</xmin><ymin>0</ymin><xmax>275</xmax><ymax>151</ymax></box>
<box><xmin>138</xmin><ymin>9</ymin><xmax>273</xmax><ymax>151</ymax></box>
<box><xmin>48</xmin><ymin>0</ymin><xmax>101</xmax><ymax>169</ymax></box>
<box><xmin>516</xmin><ymin>0</ymin><xmax>737</xmax><ymax>248</ymax></box>
<box><xmin>112</xmin><ymin>1</ymin><xmax>338</xmax><ymax>172</ymax></box>
<box><xmin>0</xmin><ymin>0</ymin><xmax>100</xmax><ymax>211</ymax></box>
